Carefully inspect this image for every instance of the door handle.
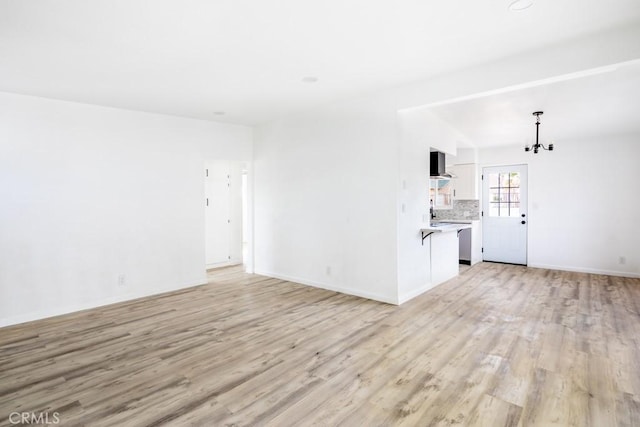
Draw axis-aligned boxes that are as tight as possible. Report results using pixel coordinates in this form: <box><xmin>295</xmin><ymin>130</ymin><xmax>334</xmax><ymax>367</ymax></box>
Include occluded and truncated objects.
<box><xmin>521</xmin><ymin>220</ymin><xmax>526</xmax><ymax>225</ymax></box>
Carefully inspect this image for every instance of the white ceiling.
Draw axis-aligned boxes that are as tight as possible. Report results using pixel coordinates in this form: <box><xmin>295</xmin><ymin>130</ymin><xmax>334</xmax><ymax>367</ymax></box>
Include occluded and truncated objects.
<box><xmin>1</xmin><ymin>0</ymin><xmax>639</xmax><ymax>125</ymax></box>
<box><xmin>428</xmin><ymin>61</ymin><xmax>640</xmax><ymax>148</ymax></box>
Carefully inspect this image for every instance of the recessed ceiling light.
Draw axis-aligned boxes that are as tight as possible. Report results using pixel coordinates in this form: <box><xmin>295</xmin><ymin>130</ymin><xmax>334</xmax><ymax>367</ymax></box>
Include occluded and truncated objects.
<box><xmin>508</xmin><ymin>0</ymin><xmax>533</xmax><ymax>11</ymax></box>
<box><xmin>301</xmin><ymin>76</ymin><xmax>319</xmax><ymax>83</ymax></box>
<box><xmin>213</xmin><ymin>111</ymin><xmax>225</xmax><ymax>116</ymax></box>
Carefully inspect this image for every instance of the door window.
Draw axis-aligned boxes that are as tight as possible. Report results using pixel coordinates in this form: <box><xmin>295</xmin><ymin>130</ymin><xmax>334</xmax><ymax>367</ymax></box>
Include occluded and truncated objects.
<box><xmin>487</xmin><ymin>172</ymin><xmax>520</xmax><ymax>217</ymax></box>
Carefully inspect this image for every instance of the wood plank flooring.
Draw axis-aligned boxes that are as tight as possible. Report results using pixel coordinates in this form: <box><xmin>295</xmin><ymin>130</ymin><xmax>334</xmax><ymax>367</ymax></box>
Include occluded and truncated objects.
<box><xmin>1</xmin><ymin>263</ymin><xmax>639</xmax><ymax>426</ymax></box>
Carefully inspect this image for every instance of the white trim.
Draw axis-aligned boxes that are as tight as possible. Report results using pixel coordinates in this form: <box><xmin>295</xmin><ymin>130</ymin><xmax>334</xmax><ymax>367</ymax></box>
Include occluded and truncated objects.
<box><xmin>254</xmin><ymin>270</ymin><xmax>399</xmax><ymax>305</ymax></box>
<box><xmin>0</xmin><ymin>277</ymin><xmax>207</xmax><ymax>328</ymax></box>
<box><xmin>206</xmin><ymin>259</ymin><xmax>242</xmax><ymax>270</ymax></box>
<box><xmin>399</xmin><ymin>62</ymin><xmax>629</xmax><ymax>113</ymax></box>
<box><xmin>398</xmin><ymin>282</ymin><xmax>436</xmax><ymax>304</ymax></box>
<box><xmin>527</xmin><ymin>263</ymin><xmax>640</xmax><ymax>279</ymax></box>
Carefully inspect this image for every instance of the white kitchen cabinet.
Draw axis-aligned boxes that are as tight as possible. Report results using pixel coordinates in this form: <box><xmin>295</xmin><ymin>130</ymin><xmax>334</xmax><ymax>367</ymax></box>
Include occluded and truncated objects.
<box><xmin>431</xmin><ymin>232</ymin><xmax>459</xmax><ymax>285</ymax></box>
<box><xmin>449</xmin><ymin>163</ymin><xmax>477</xmax><ymax>200</ymax></box>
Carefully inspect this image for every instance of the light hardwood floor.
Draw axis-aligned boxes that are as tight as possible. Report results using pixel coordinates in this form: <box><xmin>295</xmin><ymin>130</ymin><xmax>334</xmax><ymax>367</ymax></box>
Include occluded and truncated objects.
<box><xmin>1</xmin><ymin>263</ymin><xmax>639</xmax><ymax>426</ymax></box>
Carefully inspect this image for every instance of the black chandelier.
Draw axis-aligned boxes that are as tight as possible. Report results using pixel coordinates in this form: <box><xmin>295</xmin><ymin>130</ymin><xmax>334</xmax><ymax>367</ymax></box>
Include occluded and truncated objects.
<box><xmin>525</xmin><ymin>111</ymin><xmax>553</xmax><ymax>153</ymax></box>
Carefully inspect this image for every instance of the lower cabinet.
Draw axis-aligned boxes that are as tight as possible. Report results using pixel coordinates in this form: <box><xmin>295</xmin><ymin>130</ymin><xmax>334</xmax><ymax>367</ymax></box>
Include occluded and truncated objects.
<box><xmin>431</xmin><ymin>232</ymin><xmax>459</xmax><ymax>285</ymax></box>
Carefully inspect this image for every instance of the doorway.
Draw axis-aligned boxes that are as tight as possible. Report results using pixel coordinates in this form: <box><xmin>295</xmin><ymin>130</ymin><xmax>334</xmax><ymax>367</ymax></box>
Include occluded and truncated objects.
<box><xmin>482</xmin><ymin>164</ymin><xmax>528</xmax><ymax>265</ymax></box>
<box><xmin>205</xmin><ymin>160</ymin><xmax>246</xmax><ymax>269</ymax></box>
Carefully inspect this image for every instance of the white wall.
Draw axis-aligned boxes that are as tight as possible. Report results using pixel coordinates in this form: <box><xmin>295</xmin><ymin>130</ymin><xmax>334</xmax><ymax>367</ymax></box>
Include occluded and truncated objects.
<box><xmin>478</xmin><ymin>134</ymin><xmax>640</xmax><ymax>277</ymax></box>
<box><xmin>254</xmin><ymin>101</ymin><xmax>400</xmax><ymax>303</ymax></box>
<box><xmin>399</xmin><ymin>108</ymin><xmax>464</xmax><ymax>156</ymax></box>
<box><xmin>449</xmin><ymin>147</ymin><xmax>479</xmax><ymax>166</ymax></box>
<box><xmin>252</xmin><ymin>24</ymin><xmax>640</xmax><ymax>305</ymax></box>
<box><xmin>0</xmin><ymin>92</ymin><xmax>252</xmax><ymax>326</ymax></box>
<box><xmin>396</xmin><ymin>109</ymin><xmax>470</xmax><ymax>302</ymax></box>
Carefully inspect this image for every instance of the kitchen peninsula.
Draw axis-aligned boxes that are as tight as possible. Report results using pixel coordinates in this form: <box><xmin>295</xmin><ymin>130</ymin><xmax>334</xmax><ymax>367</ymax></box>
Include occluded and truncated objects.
<box><xmin>420</xmin><ymin>221</ymin><xmax>471</xmax><ymax>286</ymax></box>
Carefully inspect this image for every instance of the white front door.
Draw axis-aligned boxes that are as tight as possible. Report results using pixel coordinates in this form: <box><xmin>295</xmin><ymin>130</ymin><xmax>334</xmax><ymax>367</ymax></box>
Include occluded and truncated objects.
<box><xmin>482</xmin><ymin>165</ymin><xmax>528</xmax><ymax>265</ymax></box>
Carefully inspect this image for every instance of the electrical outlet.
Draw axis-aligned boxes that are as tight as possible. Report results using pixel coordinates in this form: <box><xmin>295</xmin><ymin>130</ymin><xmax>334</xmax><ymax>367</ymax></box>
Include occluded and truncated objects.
<box><xmin>619</xmin><ymin>256</ymin><xmax>626</xmax><ymax>265</ymax></box>
<box><xmin>118</xmin><ymin>274</ymin><xmax>126</xmax><ymax>287</ymax></box>
<box><xmin>326</xmin><ymin>266</ymin><xmax>331</xmax><ymax>275</ymax></box>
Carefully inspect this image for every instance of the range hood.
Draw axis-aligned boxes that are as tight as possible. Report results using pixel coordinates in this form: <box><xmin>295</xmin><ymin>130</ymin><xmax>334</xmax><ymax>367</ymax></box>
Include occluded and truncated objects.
<box><xmin>430</xmin><ymin>151</ymin><xmax>453</xmax><ymax>179</ymax></box>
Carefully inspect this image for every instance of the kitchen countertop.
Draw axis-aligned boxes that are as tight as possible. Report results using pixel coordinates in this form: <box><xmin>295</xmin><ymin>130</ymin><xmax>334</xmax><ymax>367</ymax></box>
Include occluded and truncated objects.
<box><xmin>430</xmin><ymin>219</ymin><xmax>477</xmax><ymax>224</ymax></box>
<box><xmin>420</xmin><ymin>221</ymin><xmax>472</xmax><ymax>234</ymax></box>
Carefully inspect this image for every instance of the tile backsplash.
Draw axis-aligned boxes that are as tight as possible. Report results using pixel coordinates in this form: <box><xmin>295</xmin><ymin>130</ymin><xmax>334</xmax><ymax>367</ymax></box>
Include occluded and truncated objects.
<box><xmin>434</xmin><ymin>199</ymin><xmax>480</xmax><ymax>220</ymax></box>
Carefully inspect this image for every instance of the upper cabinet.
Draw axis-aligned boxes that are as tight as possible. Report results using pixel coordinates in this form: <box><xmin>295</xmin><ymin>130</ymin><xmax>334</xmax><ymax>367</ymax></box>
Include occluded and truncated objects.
<box><xmin>449</xmin><ymin>163</ymin><xmax>478</xmax><ymax>200</ymax></box>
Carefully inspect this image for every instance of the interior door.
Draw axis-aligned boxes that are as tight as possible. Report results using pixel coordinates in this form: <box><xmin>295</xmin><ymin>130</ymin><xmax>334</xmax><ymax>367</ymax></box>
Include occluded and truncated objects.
<box><xmin>482</xmin><ymin>165</ymin><xmax>528</xmax><ymax>265</ymax></box>
<box><xmin>205</xmin><ymin>161</ymin><xmax>231</xmax><ymax>266</ymax></box>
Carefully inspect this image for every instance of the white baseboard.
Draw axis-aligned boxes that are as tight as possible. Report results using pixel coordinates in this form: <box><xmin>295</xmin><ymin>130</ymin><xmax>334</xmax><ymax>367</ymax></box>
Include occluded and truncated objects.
<box><xmin>398</xmin><ymin>282</ymin><xmax>436</xmax><ymax>304</ymax></box>
<box><xmin>0</xmin><ymin>277</ymin><xmax>207</xmax><ymax>328</ymax></box>
<box><xmin>254</xmin><ymin>269</ymin><xmax>398</xmax><ymax>305</ymax></box>
<box><xmin>527</xmin><ymin>263</ymin><xmax>640</xmax><ymax>279</ymax></box>
<box><xmin>206</xmin><ymin>259</ymin><xmax>242</xmax><ymax>269</ymax></box>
